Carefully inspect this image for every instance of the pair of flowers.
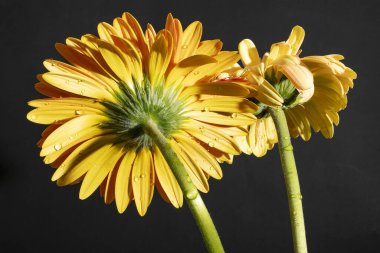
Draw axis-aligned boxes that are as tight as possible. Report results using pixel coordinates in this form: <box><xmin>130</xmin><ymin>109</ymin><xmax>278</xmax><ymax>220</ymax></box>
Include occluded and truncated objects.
<box><xmin>27</xmin><ymin>12</ymin><xmax>355</xmax><ymax>214</ymax></box>
<box><xmin>27</xmin><ymin>12</ymin><xmax>356</xmax><ymax>252</ymax></box>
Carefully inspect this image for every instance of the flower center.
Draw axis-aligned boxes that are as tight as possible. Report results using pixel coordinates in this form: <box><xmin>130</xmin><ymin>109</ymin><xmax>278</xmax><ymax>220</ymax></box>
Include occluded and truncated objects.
<box><xmin>101</xmin><ymin>79</ymin><xmax>186</xmax><ymax>150</ymax></box>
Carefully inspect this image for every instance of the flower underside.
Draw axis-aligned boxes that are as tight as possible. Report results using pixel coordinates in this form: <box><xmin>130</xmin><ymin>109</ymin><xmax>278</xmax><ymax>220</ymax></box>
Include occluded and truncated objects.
<box><xmin>251</xmin><ymin>78</ymin><xmax>301</xmax><ymax>119</ymax></box>
<box><xmin>101</xmin><ymin>78</ymin><xmax>185</xmax><ymax>150</ymax></box>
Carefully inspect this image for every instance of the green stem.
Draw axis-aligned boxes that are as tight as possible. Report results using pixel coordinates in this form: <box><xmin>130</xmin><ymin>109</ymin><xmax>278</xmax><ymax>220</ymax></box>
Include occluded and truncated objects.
<box><xmin>144</xmin><ymin>119</ymin><xmax>225</xmax><ymax>253</ymax></box>
<box><xmin>268</xmin><ymin>107</ymin><xmax>308</xmax><ymax>253</ymax></box>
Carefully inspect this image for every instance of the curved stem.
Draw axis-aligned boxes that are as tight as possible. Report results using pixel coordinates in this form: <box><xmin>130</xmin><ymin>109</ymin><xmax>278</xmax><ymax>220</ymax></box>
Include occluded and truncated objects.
<box><xmin>268</xmin><ymin>107</ymin><xmax>308</xmax><ymax>253</ymax></box>
<box><xmin>144</xmin><ymin>119</ymin><xmax>225</xmax><ymax>253</ymax></box>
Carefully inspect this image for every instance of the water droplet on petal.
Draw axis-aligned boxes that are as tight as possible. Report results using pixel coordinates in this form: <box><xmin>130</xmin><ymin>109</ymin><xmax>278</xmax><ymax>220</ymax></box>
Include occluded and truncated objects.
<box><xmin>203</xmin><ymin>107</ymin><xmax>210</xmax><ymax>112</ymax></box>
<box><xmin>54</xmin><ymin>143</ymin><xmax>62</xmax><ymax>151</ymax></box>
<box><xmin>231</xmin><ymin>113</ymin><xmax>238</xmax><ymax>118</ymax></box>
<box><xmin>193</xmin><ymin>70</ymin><xmax>200</xmax><ymax>75</ymax></box>
<box><xmin>182</xmin><ymin>44</ymin><xmax>188</xmax><ymax>49</ymax></box>
<box><xmin>75</xmin><ymin>110</ymin><xmax>82</xmax><ymax>115</ymax></box>
<box><xmin>134</xmin><ymin>176</ymin><xmax>139</xmax><ymax>182</ymax></box>
<box><xmin>208</xmin><ymin>142</ymin><xmax>215</xmax><ymax>147</ymax></box>
<box><xmin>80</xmin><ymin>89</ymin><xmax>85</xmax><ymax>95</ymax></box>
<box><xmin>140</xmin><ymin>174</ymin><xmax>146</xmax><ymax>178</ymax></box>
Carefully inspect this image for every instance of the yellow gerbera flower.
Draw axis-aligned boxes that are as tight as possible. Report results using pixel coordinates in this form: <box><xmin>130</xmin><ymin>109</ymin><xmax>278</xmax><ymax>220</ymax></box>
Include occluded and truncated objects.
<box><xmin>235</xmin><ymin>26</ymin><xmax>356</xmax><ymax>157</ymax></box>
<box><xmin>27</xmin><ymin>13</ymin><xmax>257</xmax><ymax>216</ymax></box>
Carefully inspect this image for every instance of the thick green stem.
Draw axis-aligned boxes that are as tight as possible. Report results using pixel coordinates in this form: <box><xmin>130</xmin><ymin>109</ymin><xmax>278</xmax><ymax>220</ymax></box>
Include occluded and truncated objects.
<box><xmin>144</xmin><ymin>119</ymin><xmax>225</xmax><ymax>253</ymax></box>
<box><xmin>268</xmin><ymin>108</ymin><xmax>308</xmax><ymax>253</ymax></box>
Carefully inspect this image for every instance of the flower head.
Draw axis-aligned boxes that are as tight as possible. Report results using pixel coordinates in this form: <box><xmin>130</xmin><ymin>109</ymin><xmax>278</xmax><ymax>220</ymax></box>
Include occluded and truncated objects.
<box><xmin>27</xmin><ymin>13</ymin><xmax>257</xmax><ymax>215</ymax></box>
<box><xmin>234</xmin><ymin>26</ymin><xmax>356</xmax><ymax>156</ymax></box>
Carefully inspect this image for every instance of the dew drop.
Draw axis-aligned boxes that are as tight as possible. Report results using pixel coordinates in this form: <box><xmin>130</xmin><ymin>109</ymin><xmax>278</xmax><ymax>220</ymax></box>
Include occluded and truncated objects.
<box><xmin>186</xmin><ymin>191</ymin><xmax>198</xmax><ymax>200</ymax></box>
<box><xmin>134</xmin><ymin>176</ymin><xmax>139</xmax><ymax>182</ymax></box>
<box><xmin>182</xmin><ymin>44</ymin><xmax>188</xmax><ymax>49</ymax></box>
<box><xmin>203</xmin><ymin>107</ymin><xmax>210</xmax><ymax>112</ymax></box>
<box><xmin>69</xmin><ymin>136</ymin><xmax>74</xmax><ymax>140</ymax></box>
<box><xmin>231</xmin><ymin>113</ymin><xmax>238</xmax><ymax>118</ymax></box>
<box><xmin>208</xmin><ymin>142</ymin><xmax>215</xmax><ymax>147</ymax></box>
<box><xmin>54</xmin><ymin>143</ymin><xmax>62</xmax><ymax>151</ymax></box>
<box><xmin>193</xmin><ymin>70</ymin><xmax>200</xmax><ymax>75</ymax></box>
<box><xmin>140</xmin><ymin>174</ymin><xmax>146</xmax><ymax>179</ymax></box>
<box><xmin>80</xmin><ymin>89</ymin><xmax>85</xmax><ymax>95</ymax></box>
<box><xmin>75</xmin><ymin>110</ymin><xmax>82</xmax><ymax>115</ymax></box>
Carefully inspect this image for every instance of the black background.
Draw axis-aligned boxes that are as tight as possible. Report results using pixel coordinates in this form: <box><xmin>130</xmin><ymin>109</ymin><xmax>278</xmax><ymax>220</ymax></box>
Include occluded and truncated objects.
<box><xmin>1</xmin><ymin>0</ymin><xmax>379</xmax><ymax>252</ymax></box>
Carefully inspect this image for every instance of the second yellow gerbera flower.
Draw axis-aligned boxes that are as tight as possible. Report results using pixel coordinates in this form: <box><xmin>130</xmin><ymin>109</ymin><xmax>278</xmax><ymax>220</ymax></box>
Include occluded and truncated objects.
<box><xmin>234</xmin><ymin>26</ymin><xmax>356</xmax><ymax>156</ymax></box>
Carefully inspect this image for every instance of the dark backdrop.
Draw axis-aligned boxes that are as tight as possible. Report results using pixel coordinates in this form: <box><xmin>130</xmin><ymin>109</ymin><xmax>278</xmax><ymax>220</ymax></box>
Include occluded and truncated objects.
<box><xmin>1</xmin><ymin>0</ymin><xmax>379</xmax><ymax>252</ymax></box>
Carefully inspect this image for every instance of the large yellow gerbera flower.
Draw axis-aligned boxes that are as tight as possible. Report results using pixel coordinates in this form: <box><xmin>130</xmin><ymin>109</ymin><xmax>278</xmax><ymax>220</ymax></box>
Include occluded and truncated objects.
<box><xmin>235</xmin><ymin>26</ymin><xmax>356</xmax><ymax>157</ymax></box>
<box><xmin>27</xmin><ymin>13</ymin><xmax>257</xmax><ymax>216</ymax></box>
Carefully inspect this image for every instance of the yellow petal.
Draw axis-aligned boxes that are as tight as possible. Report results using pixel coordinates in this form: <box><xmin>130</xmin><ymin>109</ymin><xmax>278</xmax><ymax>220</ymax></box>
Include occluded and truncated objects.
<box><xmin>248</xmin><ymin>119</ymin><xmax>269</xmax><ymax>157</ymax></box>
<box><xmin>238</xmin><ymin>39</ymin><xmax>261</xmax><ymax>66</ymax></box>
<box><xmin>178</xmin><ymin>21</ymin><xmax>202</xmax><ymax>60</ymax></box>
<box><xmin>165</xmin><ymin>13</ymin><xmax>183</xmax><ymax>63</ymax></box>
<box><xmin>80</xmin><ymin>35</ymin><xmax>120</xmax><ymax>78</ymax></box>
<box><xmin>184</xmin><ymin>110</ymin><xmax>255</xmax><ymax>126</ymax></box>
<box><xmin>43</xmin><ymin>60</ymin><xmax>119</xmax><ymax>93</ymax></box>
<box><xmin>174</xmin><ymin>132</ymin><xmax>222</xmax><ymax>179</ymax></box>
<box><xmin>187</xmin><ymin>96</ymin><xmax>258</xmax><ymax>113</ymax></box>
<box><xmin>40</xmin><ymin>114</ymin><xmax>108</xmax><ymax>156</ymax></box>
<box><xmin>122</xmin><ymin>12</ymin><xmax>150</xmax><ymax>59</ymax></box>
<box><xmin>28</xmin><ymin>97</ymin><xmax>104</xmax><ymax>109</ymax></box>
<box><xmin>97</xmin><ymin>22</ymin><xmax>120</xmax><ymax>43</ymax></box>
<box><xmin>27</xmin><ymin>106</ymin><xmax>102</xmax><ymax>125</ymax></box>
<box><xmin>234</xmin><ymin>135</ymin><xmax>252</xmax><ymax>155</ymax></box>
<box><xmin>170</xmin><ymin>139</ymin><xmax>209</xmax><ymax>192</ymax></box>
<box><xmin>153</xmin><ymin>146</ymin><xmax>183</xmax><ymax>208</ymax></box>
<box><xmin>35</xmin><ymin>81</ymin><xmax>77</xmax><ymax>98</ymax></box>
<box><xmin>286</xmin><ymin>26</ymin><xmax>305</xmax><ymax>55</ymax></box>
<box><xmin>285</xmin><ymin>107</ymin><xmax>311</xmax><ymax>141</ymax></box>
<box><xmin>54</xmin><ymin>135</ymin><xmax>115</xmax><ymax>185</ymax></box>
<box><xmin>180</xmin><ymin>82</ymin><xmax>250</xmax><ymax>98</ymax></box>
<box><xmin>276</xmin><ymin>62</ymin><xmax>314</xmax><ymax>102</ymax></box>
<box><xmin>97</xmin><ymin>40</ymin><xmax>133</xmax><ymax>85</ymax></box>
<box><xmin>132</xmin><ymin>148</ymin><xmax>155</xmax><ymax>216</ymax></box>
<box><xmin>103</xmin><ymin>165</ymin><xmax>117</xmax><ymax>204</ymax></box>
<box><xmin>183</xmin><ymin>120</ymin><xmax>241</xmax><ymax>155</ymax></box>
<box><xmin>166</xmin><ymin>55</ymin><xmax>216</xmax><ymax>87</ymax></box>
<box><xmin>148</xmin><ymin>34</ymin><xmax>171</xmax><ymax>85</ymax></box>
<box><xmin>182</xmin><ymin>52</ymin><xmax>241</xmax><ymax>86</ymax></box>
<box><xmin>195</xmin><ymin>40</ymin><xmax>223</xmax><ymax>56</ymax></box>
<box><xmin>145</xmin><ymin>23</ymin><xmax>156</xmax><ymax>49</ymax></box>
<box><xmin>111</xmin><ymin>35</ymin><xmax>143</xmax><ymax>83</ymax></box>
<box><xmin>55</xmin><ymin>43</ymin><xmax>105</xmax><ymax>76</ymax></box>
<box><xmin>264</xmin><ymin>116</ymin><xmax>277</xmax><ymax>143</ymax></box>
<box><xmin>79</xmin><ymin>143</ymin><xmax>123</xmax><ymax>200</ymax></box>
<box><xmin>115</xmin><ymin>149</ymin><xmax>136</xmax><ymax>213</ymax></box>
<box><xmin>42</xmin><ymin>72</ymin><xmax>116</xmax><ymax>102</ymax></box>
